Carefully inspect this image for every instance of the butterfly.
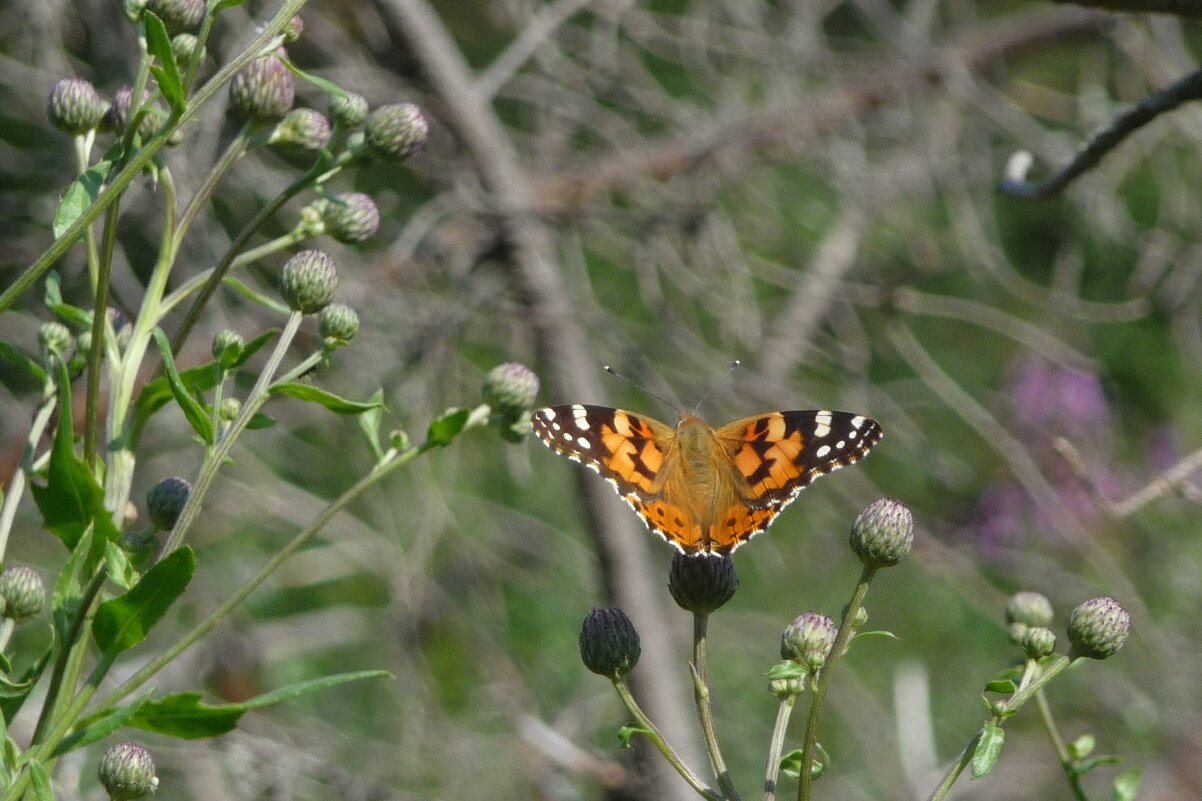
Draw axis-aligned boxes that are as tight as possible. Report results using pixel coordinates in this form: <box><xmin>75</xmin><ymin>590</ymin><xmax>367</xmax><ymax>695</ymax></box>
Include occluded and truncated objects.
<box><xmin>531</xmin><ymin>404</ymin><xmax>883</xmax><ymax>555</ymax></box>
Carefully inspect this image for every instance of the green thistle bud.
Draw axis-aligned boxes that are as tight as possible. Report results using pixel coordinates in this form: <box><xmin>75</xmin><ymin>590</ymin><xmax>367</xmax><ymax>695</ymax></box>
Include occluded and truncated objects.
<box><xmin>1005</xmin><ymin>591</ymin><xmax>1053</xmax><ymax>628</ymax></box>
<box><xmin>269</xmin><ymin>108</ymin><xmax>332</xmax><ymax>151</ymax></box>
<box><xmin>48</xmin><ymin>78</ymin><xmax>106</xmax><ymax>135</ymax></box>
<box><xmin>220</xmin><ymin>397</ymin><xmax>241</xmax><ymax>422</ymax></box>
<box><xmin>1021</xmin><ymin>626</ymin><xmax>1056</xmax><ymax>660</ymax></box>
<box><xmin>124</xmin><ymin>0</ymin><xmax>148</xmax><ymax>22</ymax></box>
<box><xmin>145</xmin><ymin>0</ymin><xmax>203</xmax><ymax>34</ymax></box>
<box><xmin>781</xmin><ymin>611</ymin><xmax>837</xmax><ymax>672</ymax></box>
<box><xmin>329</xmin><ymin>91</ymin><xmax>368</xmax><ymax>128</ymax></box>
<box><xmin>146</xmin><ymin>476</ymin><xmax>191</xmax><ymax>531</ymax></box>
<box><xmin>579</xmin><ymin>607</ymin><xmax>640</xmax><ymax>680</ymax></box>
<box><xmin>482</xmin><ymin>362</ymin><xmax>539</xmax><ymax>418</ymax></box>
<box><xmin>280</xmin><ymin>250</ymin><xmax>338</xmax><ymax>314</ymax></box>
<box><xmin>668</xmin><ymin>552</ymin><xmax>737</xmax><ymax>615</ymax></box>
<box><xmin>767</xmin><ymin>661</ymin><xmax>806</xmax><ymax>698</ymax></box>
<box><xmin>849</xmin><ymin>497</ymin><xmax>913</xmax><ymax>569</ymax></box>
<box><xmin>283</xmin><ymin>14</ymin><xmax>305</xmax><ymax>42</ymax></box>
<box><xmin>211</xmin><ymin>329</ymin><xmax>244</xmax><ymax>368</ymax></box>
<box><xmin>320</xmin><ymin>192</ymin><xmax>380</xmax><ymax>243</ymax></box>
<box><xmin>171</xmin><ymin>33</ymin><xmax>203</xmax><ymax>65</ymax></box>
<box><xmin>364</xmin><ymin>102</ymin><xmax>427</xmax><ymax>161</ymax></box>
<box><xmin>0</xmin><ymin>566</ymin><xmax>46</xmax><ymax>621</ymax></box>
<box><xmin>319</xmin><ymin>303</ymin><xmax>359</xmax><ymax>342</ymax></box>
<box><xmin>98</xmin><ymin>743</ymin><xmax>158</xmax><ymax>801</ymax></box>
<box><xmin>229</xmin><ymin>52</ymin><xmax>294</xmax><ymax>123</ymax></box>
<box><xmin>1067</xmin><ymin>596</ymin><xmax>1130</xmax><ymax>660</ymax></box>
<box><xmin>39</xmin><ymin>321</ymin><xmax>73</xmax><ymax>358</ymax></box>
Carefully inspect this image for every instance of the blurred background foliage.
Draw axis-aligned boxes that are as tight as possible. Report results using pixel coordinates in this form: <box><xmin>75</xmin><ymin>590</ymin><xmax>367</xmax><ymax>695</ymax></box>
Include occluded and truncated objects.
<box><xmin>2</xmin><ymin>0</ymin><xmax>1201</xmax><ymax>798</ymax></box>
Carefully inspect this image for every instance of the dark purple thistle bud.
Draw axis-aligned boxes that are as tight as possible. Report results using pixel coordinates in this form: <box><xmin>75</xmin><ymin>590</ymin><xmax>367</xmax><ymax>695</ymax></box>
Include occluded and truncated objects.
<box><xmin>668</xmin><ymin>552</ymin><xmax>738</xmax><ymax>615</ymax></box>
<box><xmin>145</xmin><ymin>0</ymin><xmax>204</xmax><ymax>34</ymax></box>
<box><xmin>319</xmin><ymin>303</ymin><xmax>359</xmax><ymax>342</ymax></box>
<box><xmin>229</xmin><ymin>52</ymin><xmax>295</xmax><ymax>123</ymax></box>
<box><xmin>781</xmin><ymin>611</ymin><xmax>837</xmax><ymax>671</ymax></box>
<box><xmin>320</xmin><ymin>192</ymin><xmax>380</xmax><ymax>243</ymax></box>
<box><xmin>146</xmin><ymin>476</ymin><xmax>192</xmax><ymax>531</ymax></box>
<box><xmin>579</xmin><ymin>607</ymin><xmax>640</xmax><ymax>679</ymax></box>
<box><xmin>269</xmin><ymin>108</ymin><xmax>332</xmax><ymax>151</ymax></box>
<box><xmin>1067</xmin><ymin>597</ymin><xmax>1130</xmax><ymax>660</ymax></box>
<box><xmin>0</xmin><ymin>567</ymin><xmax>46</xmax><ymax>621</ymax></box>
<box><xmin>849</xmin><ymin>497</ymin><xmax>914</xmax><ymax>569</ymax></box>
<box><xmin>364</xmin><ymin>102</ymin><xmax>428</xmax><ymax>161</ymax></box>
<box><xmin>280</xmin><ymin>250</ymin><xmax>338</xmax><ymax>314</ymax></box>
<box><xmin>329</xmin><ymin>91</ymin><xmax>369</xmax><ymax>128</ymax></box>
<box><xmin>98</xmin><ymin>743</ymin><xmax>158</xmax><ymax>801</ymax></box>
<box><xmin>48</xmin><ymin>78</ymin><xmax>106</xmax><ymax>135</ymax></box>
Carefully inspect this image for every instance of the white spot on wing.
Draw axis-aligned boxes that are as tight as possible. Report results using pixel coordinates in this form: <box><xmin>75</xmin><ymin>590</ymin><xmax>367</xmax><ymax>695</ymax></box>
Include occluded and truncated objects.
<box><xmin>576</xmin><ymin>436</ymin><xmax>590</xmax><ymax>449</ymax></box>
<box><xmin>816</xmin><ymin>445</ymin><xmax>831</xmax><ymax>458</ymax></box>
<box><xmin>814</xmin><ymin>423</ymin><xmax>831</xmax><ymax>438</ymax></box>
<box><xmin>851</xmin><ymin>415</ymin><xmax>866</xmax><ymax>428</ymax></box>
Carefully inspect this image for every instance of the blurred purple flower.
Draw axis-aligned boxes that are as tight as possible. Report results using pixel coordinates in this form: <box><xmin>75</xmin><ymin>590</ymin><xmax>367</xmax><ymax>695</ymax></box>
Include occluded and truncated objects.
<box><xmin>1008</xmin><ymin>356</ymin><xmax>1109</xmax><ymax>429</ymax></box>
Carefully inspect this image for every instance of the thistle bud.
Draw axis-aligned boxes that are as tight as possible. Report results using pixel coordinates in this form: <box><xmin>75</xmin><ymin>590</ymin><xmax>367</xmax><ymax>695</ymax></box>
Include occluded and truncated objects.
<box><xmin>39</xmin><ymin>321</ymin><xmax>73</xmax><ymax>358</ymax></box>
<box><xmin>48</xmin><ymin>78</ymin><xmax>106</xmax><ymax>135</ymax></box>
<box><xmin>364</xmin><ymin>102</ymin><xmax>427</xmax><ymax>161</ymax></box>
<box><xmin>1005</xmin><ymin>591</ymin><xmax>1053</xmax><ymax>628</ymax></box>
<box><xmin>146</xmin><ymin>0</ymin><xmax>203</xmax><ymax>34</ymax></box>
<box><xmin>220</xmin><ymin>397</ymin><xmax>241</xmax><ymax>422</ymax></box>
<box><xmin>849</xmin><ymin>497</ymin><xmax>913</xmax><ymax>569</ymax></box>
<box><xmin>98</xmin><ymin>743</ymin><xmax>158</xmax><ymax>801</ymax></box>
<box><xmin>211</xmin><ymin>329</ymin><xmax>244</xmax><ymax>368</ymax></box>
<box><xmin>279</xmin><ymin>250</ymin><xmax>338</xmax><ymax>314</ymax></box>
<box><xmin>171</xmin><ymin>33</ymin><xmax>203</xmax><ymax>65</ymax></box>
<box><xmin>319</xmin><ymin>303</ymin><xmax>359</xmax><ymax>342</ymax></box>
<box><xmin>668</xmin><ymin>552</ymin><xmax>737</xmax><ymax>615</ymax></box>
<box><xmin>229</xmin><ymin>52</ymin><xmax>294</xmax><ymax>123</ymax></box>
<box><xmin>283</xmin><ymin>14</ymin><xmax>305</xmax><ymax>42</ymax></box>
<box><xmin>1021</xmin><ymin>626</ymin><xmax>1056</xmax><ymax>660</ymax></box>
<box><xmin>781</xmin><ymin>611</ymin><xmax>837</xmax><ymax>672</ymax></box>
<box><xmin>0</xmin><ymin>567</ymin><xmax>46</xmax><ymax>621</ymax></box>
<box><xmin>329</xmin><ymin>91</ymin><xmax>368</xmax><ymax>128</ymax></box>
<box><xmin>269</xmin><ymin>108</ymin><xmax>331</xmax><ymax>151</ymax></box>
<box><xmin>320</xmin><ymin>192</ymin><xmax>380</xmax><ymax>243</ymax></box>
<box><xmin>124</xmin><ymin>0</ymin><xmax>148</xmax><ymax>22</ymax></box>
<box><xmin>482</xmin><ymin>362</ymin><xmax>539</xmax><ymax>418</ymax></box>
<box><xmin>579</xmin><ymin>607</ymin><xmax>640</xmax><ymax>680</ymax></box>
<box><xmin>146</xmin><ymin>477</ymin><xmax>191</xmax><ymax>531</ymax></box>
<box><xmin>1067</xmin><ymin>597</ymin><xmax>1130</xmax><ymax>660</ymax></box>
<box><xmin>102</xmin><ymin>87</ymin><xmax>159</xmax><ymax>139</ymax></box>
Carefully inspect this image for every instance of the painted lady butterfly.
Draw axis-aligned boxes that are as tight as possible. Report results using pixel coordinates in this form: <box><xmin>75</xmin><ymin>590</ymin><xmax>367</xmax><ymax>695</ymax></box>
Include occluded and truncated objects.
<box><xmin>532</xmin><ymin>405</ymin><xmax>883</xmax><ymax>555</ymax></box>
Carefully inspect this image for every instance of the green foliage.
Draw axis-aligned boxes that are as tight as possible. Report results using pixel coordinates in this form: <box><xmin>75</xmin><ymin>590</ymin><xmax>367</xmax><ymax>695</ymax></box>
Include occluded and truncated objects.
<box><xmin>92</xmin><ymin>548</ymin><xmax>196</xmax><ymax>655</ymax></box>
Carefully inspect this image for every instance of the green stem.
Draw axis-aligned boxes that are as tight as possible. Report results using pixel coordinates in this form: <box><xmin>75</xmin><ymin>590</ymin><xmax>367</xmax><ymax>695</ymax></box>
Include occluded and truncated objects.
<box><xmin>612</xmin><ymin>678</ymin><xmax>724</xmax><ymax>801</ymax></box>
<box><xmin>0</xmin><ymin>393</ymin><xmax>58</xmax><ymax>564</ymax></box>
<box><xmin>692</xmin><ymin>613</ymin><xmax>739</xmax><ymax>800</ymax></box>
<box><xmin>171</xmin><ymin>127</ymin><xmax>252</xmax><ymax>259</ymax></box>
<box><xmin>798</xmin><ymin>565</ymin><xmax>875</xmax><ymax>801</ymax></box>
<box><xmin>155</xmin><ymin>231</ymin><xmax>302</xmax><ymax>321</ymax></box>
<box><xmin>763</xmin><ymin>694</ymin><xmax>797</xmax><ymax>801</ymax></box>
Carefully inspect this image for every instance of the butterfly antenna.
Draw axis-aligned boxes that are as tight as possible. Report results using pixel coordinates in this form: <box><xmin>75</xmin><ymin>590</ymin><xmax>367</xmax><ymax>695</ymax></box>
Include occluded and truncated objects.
<box><xmin>693</xmin><ymin>360</ymin><xmax>741</xmax><ymax>415</ymax></box>
<box><xmin>603</xmin><ymin>365</ymin><xmax>683</xmax><ymax>416</ymax></box>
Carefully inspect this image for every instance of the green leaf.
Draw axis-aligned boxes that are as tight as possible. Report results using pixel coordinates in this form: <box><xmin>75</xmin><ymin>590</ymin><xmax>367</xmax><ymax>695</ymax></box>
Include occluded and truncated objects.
<box><xmin>766</xmin><ymin>661</ymin><xmax>805</xmax><ymax>681</ymax></box>
<box><xmin>152</xmin><ymin>328</ymin><xmax>215</xmax><ymax>445</ymax></box>
<box><xmin>358</xmin><ymin>389</ymin><xmax>385</xmax><ymax>461</ymax></box>
<box><xmin>223</xmin><ymin>275</ymin><xmax>290</xmax><ymax>314</ymax></box>
<box><xmin>0</xmin><ymin>644</ymin><xmax>53</xmax><ymax>723</ymax></box>
<box><xmin>28</xmin><ymin>367</ymin><xmax>120</xmax><ymax>555</ymax></box>
<box><xmin>28</xmin><ymin>760</ymin><xmax>53</xmax><ymax>801</ymax></box>
<box><xmin>427</xmin><ymin>408</ymin><xmax>470</xmax><ymax>445</ymax></box>
<box><xmin>92</xmin><ymin>547</ymin><xmax>195</xmax><ymax>655</ymax></box>
<box><xmin>51</xmin><ymin>692</ymin><xmax>152</xmax><ymax>757</ymax></box>
<box><xmin>984</xmin><ymin>679</ymin><xmax>1017</xmax><ymax>694</ymax></box>
<box><xmin>1069</xmin><ymin>734</ymin><xmax>1096</xmax><ymax>760</ymax></box>
<box><xmin>52</xmin><ymin>525</ymin><xmax>94</xmax><ymax>644</ymax></box>
<box><xmin>213</xmin><ymin>0</ymin><xmax>247</xmax><ymax>10</ymax></box>
<box><xmin>44</xmin><ymin>272</ymin><xmax>63</xmax><ymax>306</ymax></box>
<box><xmin>129</xmin><ymin>671</ymin><xmax>389</xmax><ymax>739</ymax></box>
<box><xmin>144</xmin><ymin>12</ymin><xmax>185</xmax><ymax>112</ymax></box>
<box><xmin>269</xmin><ymin>383</ymin><xmax>384</xmax><ymax>415</ymax></box>
<box><xmin>616</xmin><ymin>724</ymin><xmax>650</xmax><ymax>749</ymax></box>
<box><xmin>104</xmin><ymin>541</ymin><xmax>137</xmax><ymax>591</ymax></box>
<box><xmin>850</xmin><ymin>629</ymin><xmax>899</xmax><ymax>642</ymax></box>
<box><xmin>230</xmin><ymin>329</ymin><xmax>278</xmax><ymax>368</ymax></box>
<box><xmin>779</xmin><ymin>749</ymin><xmax>804</xmax><ymax>779</ymax></box>
<box><xmin>277</xmin><ymin>55</ymin><xmax>347</xmax><ymax>98</ymax></box>
<box><xmin>131</xmin><ymin>358</ymin><xmax>223</xmax><ymax>446</ymax></box>
<box><xmin>246</xmin><ymin>413</ymin><xmax>276</xmax><ymax>430</ymax></box>
<box><xmin>1076</xmin><ymin>755</ymin><xmax>1121</xmax><ymax>775</ymax></box>
<box><xmin>1113</xmin><ymin>768</ymin><xmax>1142</xmax><ymax>801</ymax></box>
<box><xmin>0</xmin><ymin>342</ymin><xmax>48</xmax><ymax>385</ymax></box>
<box><xmin>971</xmin><ymin>722</ymin><xmax>1005</xmax><ymax>778</ymax></box>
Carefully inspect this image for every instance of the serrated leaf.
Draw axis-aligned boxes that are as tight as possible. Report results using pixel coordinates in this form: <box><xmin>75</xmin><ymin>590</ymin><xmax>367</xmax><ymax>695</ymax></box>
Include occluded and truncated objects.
<box><xmin>971</xmin><ymin>722</ymin><xmax>1005</xmax><ymax>778</ymax></box>
<box><xmin>129</xmin><ymin>670</ymin><xmax>389</xmax><ymax>739</ymax></box>
<box><xmin>51</xmin><ymin>691</ymin><xmax>152</xmax><ymax>757</ymax></box>
<box><xmin>1113</xmin><ymin>768</ymin><xmax>1142</xmax><ymax>801</ymax></box>
<box><xmin>427</xmin><ymin>408</ymin><xmax>470</xmax><ymax>445</ymax></box>
<box><xmin>144</xmin><ymin>12</ymin><xmax>185</xmax><ymax>112</ymax></box>
<box><xmin>358</xmin><ymin>389</ymin><xmax>385</xmax><ymax>461</ymax></box>
<box><xmin>222</xmin><ymin>275</ymin><xmax>290</xmax><ymax>314</ymax></box>
<box><xmin>28</xmin><ymin>368</ymin><xmax>120</xmax><ymax>555</ymax></box>
<box><xmin>92</xmin><ymin>547</ymin><xmax>195</xmax><ymax>655</ymax></box>
<box><xmin>269</xmin><ymin>383</ymin><xmax>384</xmax><ymax>415</ymax></box>
<box><xmin>28</xmin><ymin>760</ymin><xmax>53</xmax><ymax>801</ymax></box>
<box><xmin>152</xmin><ymin>328</ymin><xmax>215</xmax><ymax>445</ymax></box>
<box><xmin>984</xmin><ymin>679</ymin><xmax>1017</xmax><ymax>694</ymax></box>
<box><xmin>617</xmin><ymin>724</ymin><xmax>650</xmax><ymax>748</ymax></box>
<box><xmin>0</xmin><ymin>342</ymin><xmax>48</xmax><ymax>385</ymax></box>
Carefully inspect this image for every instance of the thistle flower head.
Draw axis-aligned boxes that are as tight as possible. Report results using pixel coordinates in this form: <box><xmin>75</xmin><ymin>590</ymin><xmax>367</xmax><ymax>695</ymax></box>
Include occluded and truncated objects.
<box><xmin>849</xmin><ymin>497</ymin><xmax>913</xmax><ymax>569</ymax></box>
<box><xmin>279</xmin><ymin>250</ymin><xmax>338</xmax><ymax>314</ymax></box>
<box><xmin>146</xmin><ymin>476</ymin><xmax>192</xmax><ymax>531</ymax></box>
<box><xmin>1067</xmin><ymin>596</ymin><xmax>1130</xmax><ymax>660</ymax></box>
<box><xmin>145</xmin><ymin>0</ymin><xmax>204</xmax><ymax>34</ymax></box>
<box><xmin>98</xmin><ymin>743</ymin><xmax>158</xmax><ymax>801</ymax></box>
<box><xmin>483</xmin><ymin>362</ymin><xmax>539</xmax><ymax>418</ymax></box>
<box><xmin>269</xmin><ymin>108</ymin><xmax>332</xmax><ymax>151</ymax></box>
<box><xmin>579</xmin><ymin>607</ymin><xmax>640</xmax><ymax>680</ymax></box>
<box><xmin>668</xmin><ymin>552</ymin><xmax>738</xmax><ymax>615</ymax></box>
<box><xmin>329</xmin><ymin>91</ymin><xmax>368</xmax><ymax>128</ymax></box>
<box><xmin>319</xmin><ymin>192</ymin><xmax>380</xmax><ymax>243</ymax></box>
<box><xmin>364</xmin><ymin>102</ymin><xmax>427</xmax><ymax>161</ymax></box>
<box><xmin>0</xmin><ymin>567</ymin><xmax>46</xmax><ymax>621</ymax></box>
<box><xmin>319</xmin><ymin>303</ymin><xmax>360</xmax><ymax>342</ymax></box>
<box><xmin>48</xmin><ymin>78</ymin><xmax>106</xmax><ymax>135</ymax></box>
<box><xmin>229</xmin><ymin>52</ymin><xmax>294</xmax><ymax>123</ymax></box>
<box><xmin>781</xmin><ymin>611</ymin><xmax>837</xmax><ymax>672</ymax></box>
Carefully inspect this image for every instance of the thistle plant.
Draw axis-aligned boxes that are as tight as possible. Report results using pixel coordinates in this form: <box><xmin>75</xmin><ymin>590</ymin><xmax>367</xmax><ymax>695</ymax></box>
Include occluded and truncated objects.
<box><xmin>0</xmin><ymin>2</ymin><xmax>525</xmax><ymax>797</ymax></box>
<box><xmin>579</xmin><ymin>499</ymin><xmax>1139</xmax><ymax>801</ymax></box>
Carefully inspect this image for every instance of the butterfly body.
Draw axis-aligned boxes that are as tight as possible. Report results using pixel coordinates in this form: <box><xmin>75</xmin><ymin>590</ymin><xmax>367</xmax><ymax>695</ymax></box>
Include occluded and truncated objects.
<box><xmin>532</xmin><ymin>404</ymin><xmax>883</xmax><ymax>555</ymax></box>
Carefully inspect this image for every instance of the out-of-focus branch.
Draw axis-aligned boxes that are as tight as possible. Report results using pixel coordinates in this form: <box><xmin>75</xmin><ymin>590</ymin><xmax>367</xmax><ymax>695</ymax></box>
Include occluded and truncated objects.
<box><xmin>1001</xmin><ymin>67</ymin><xmax>1202</xmax><ymax>199</ymax></box>
<box><xmin>1043</xmin><ymin>0</ymin><xmax>1201</xmax><ymax>16</ymax></box>
<box><xmin>1055</xmin><ymin>436</ymin><xmax>1202</xmax><ymax>517</ymax></box>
